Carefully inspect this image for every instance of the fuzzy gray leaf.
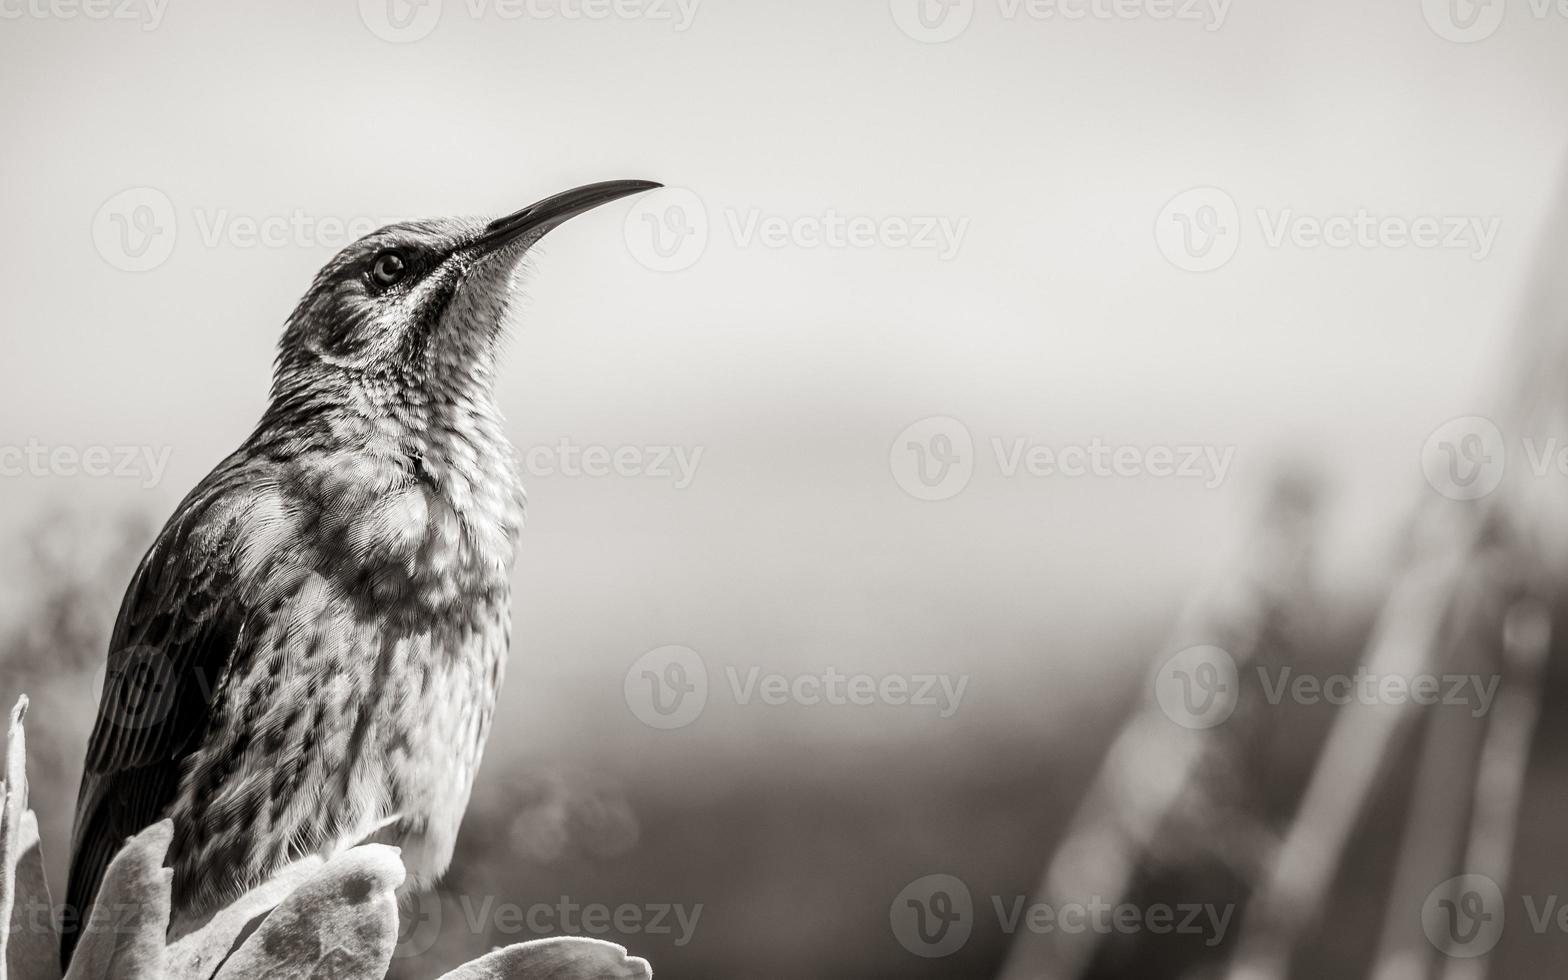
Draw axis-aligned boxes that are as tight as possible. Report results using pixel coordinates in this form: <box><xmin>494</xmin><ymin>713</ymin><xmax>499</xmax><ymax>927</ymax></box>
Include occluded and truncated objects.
<box><xmin>3</xmin><ymin>697</ymin><xmax>59</xmax><ymax>980</ymax></box>
<box><xmin>5</xmin><ymin>811</ymin><xmax>60</xmax><ymax>980</ymax></box>
<box><xmin>165</xmin><ymin>854</ymin><xmax>325</xmax><ymax>980</ymax></box>
<box><xmin>433</xmin><ymin>937</ymin><xmax>653</xmax><ymax>980</ymax></box>
<box><xmin>61</xmin><ymin>820</ymin><xmax>172</xmax><ymax>980</ymax></box>
<box><xmin>212</xmin><ymin>845</ymin><xmax>403</xmax><ymax>980</ymax></box>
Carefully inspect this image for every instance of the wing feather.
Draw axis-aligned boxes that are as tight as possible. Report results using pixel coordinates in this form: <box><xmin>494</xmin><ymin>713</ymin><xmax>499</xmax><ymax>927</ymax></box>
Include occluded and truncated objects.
<box><xmin>63</xmin><ymin>466</ymin><xmax>273</xmax><ymax>965</ymax></box>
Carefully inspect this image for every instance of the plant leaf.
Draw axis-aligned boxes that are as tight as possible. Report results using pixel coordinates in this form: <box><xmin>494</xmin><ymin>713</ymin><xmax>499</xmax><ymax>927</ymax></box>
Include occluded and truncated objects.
<box><xmin>165</xmin><ymin>854</ymin><xmax>325</xmax><ymax>980</ymax></box>
<box><xmin>1</xmin><ymin>698</ymin><xmax>60</xmax><ymax>980</ymax></box>
<box><xmin>212</xmin><ymin>845</ymin><xmax>403</xmax><ymax>980</ymax></box>
<box><xmin>432</xmin><ymin>937</ymin><xmax>653</xmax><ymax>980</ymax></box>
<box><xmin>5</xmin><ymin>811</ymin><xmax>61</xmax><ymax>980</ymax></box>
<box><xmin>62</xmin><ymin>820</ymin><xmax>173</xmax><ymax>980</ymax></box>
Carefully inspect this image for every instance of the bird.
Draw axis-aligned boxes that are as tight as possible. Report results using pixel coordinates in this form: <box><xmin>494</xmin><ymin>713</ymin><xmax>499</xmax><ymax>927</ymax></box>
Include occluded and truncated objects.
<box><xmin>62</xmin><ymin>178</ymin><xmax>662</xmax><ymax>968</ymax></box>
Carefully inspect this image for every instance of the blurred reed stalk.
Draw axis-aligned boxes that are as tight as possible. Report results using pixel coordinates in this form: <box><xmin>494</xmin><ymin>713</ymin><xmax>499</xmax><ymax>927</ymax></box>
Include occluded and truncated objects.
<box><xmin>1227</xmin><ymin>164</ymin><xmax>1568</xmax><ymax>980</ymax></box>
<box><xmin>1006</xmin><ymin>160</ymin><xmax>1568</xmax><ymax>980</ymax></box>
<box><xmin>997</xmin><ymin>468</ymin><xmax>1321</xmax><ymax>980</ymax></box>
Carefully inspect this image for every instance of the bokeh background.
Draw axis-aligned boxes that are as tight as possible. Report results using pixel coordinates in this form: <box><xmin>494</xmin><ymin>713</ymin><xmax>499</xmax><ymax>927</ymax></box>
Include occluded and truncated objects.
<box><xmin>4</xmin><ymin>1</ymin><xmax>1568</xmax><ymax>977</ymax></box>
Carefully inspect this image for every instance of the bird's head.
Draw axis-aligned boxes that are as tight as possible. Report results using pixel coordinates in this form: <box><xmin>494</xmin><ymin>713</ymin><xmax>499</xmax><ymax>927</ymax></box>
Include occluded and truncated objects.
<box><xmin>267</xmin><ymin>179</ymin><xmax>660</xmax><ymax>431</ymax></box>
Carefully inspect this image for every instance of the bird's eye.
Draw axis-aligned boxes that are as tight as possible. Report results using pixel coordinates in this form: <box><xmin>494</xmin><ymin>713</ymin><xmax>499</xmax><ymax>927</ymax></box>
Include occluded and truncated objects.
<box><xmin>370</xmin><ymin>251</ymin><xmax>408</xmax><ymax>288</ymax></box>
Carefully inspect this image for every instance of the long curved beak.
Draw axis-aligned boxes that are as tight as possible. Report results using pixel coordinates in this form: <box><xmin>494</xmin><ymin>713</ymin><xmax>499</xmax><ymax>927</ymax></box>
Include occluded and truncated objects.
<box><xmin>470</xmin><ymin>179</ymin><xmax>662</xmax><ymax>255</ymax></box>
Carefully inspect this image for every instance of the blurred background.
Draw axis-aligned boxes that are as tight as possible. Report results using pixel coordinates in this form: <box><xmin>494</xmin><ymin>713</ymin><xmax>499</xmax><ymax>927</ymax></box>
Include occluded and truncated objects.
<box><xmin>4</xmin><ymin>1</ymin><xmax>1568</xmax><ymax>977</ymax></box>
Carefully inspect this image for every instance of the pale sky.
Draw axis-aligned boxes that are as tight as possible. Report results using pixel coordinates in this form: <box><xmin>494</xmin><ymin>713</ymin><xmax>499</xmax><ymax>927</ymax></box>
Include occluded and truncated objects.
<box><xmin>3</xmin><ymin>0</ymin><xmax>1567</xmax><ymax>697</ymax></box>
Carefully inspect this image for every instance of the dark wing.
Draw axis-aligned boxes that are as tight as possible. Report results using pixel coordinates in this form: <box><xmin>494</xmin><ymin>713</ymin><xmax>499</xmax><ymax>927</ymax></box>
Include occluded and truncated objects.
<box><xmin>63</xmin><ymin>466</ymin><xmax>266</xmax><ymax>965</ymax></box>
